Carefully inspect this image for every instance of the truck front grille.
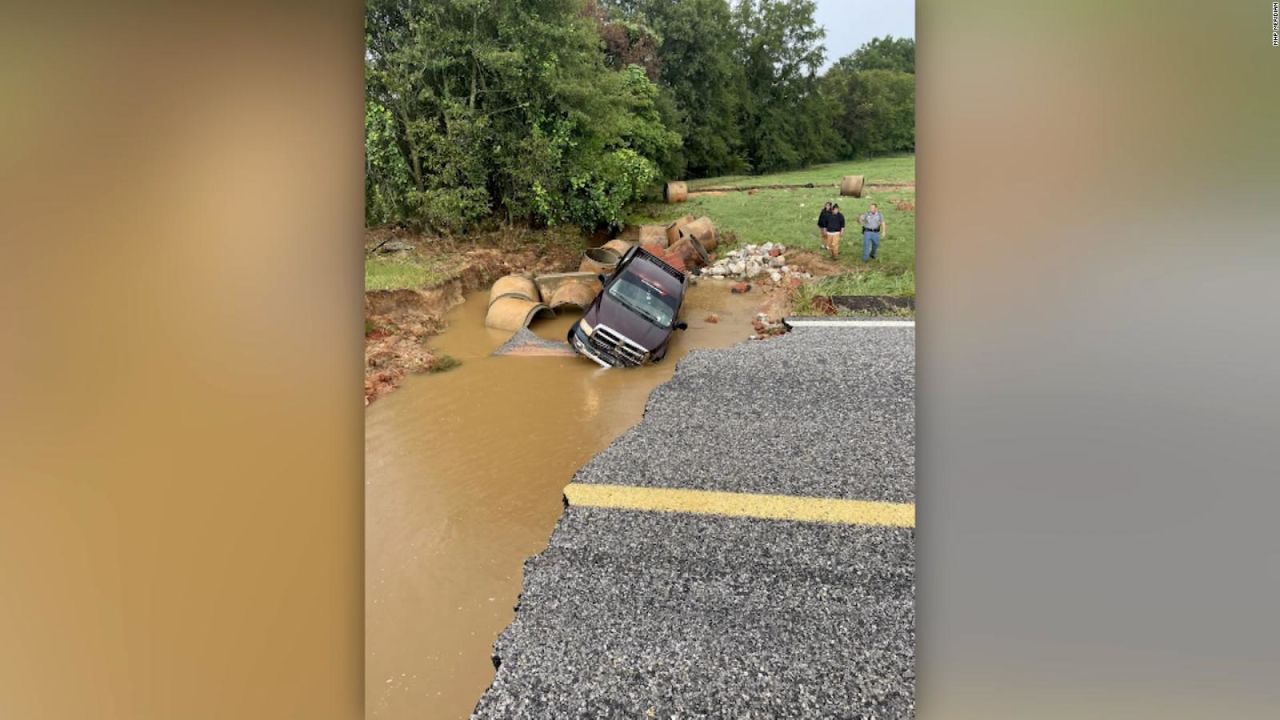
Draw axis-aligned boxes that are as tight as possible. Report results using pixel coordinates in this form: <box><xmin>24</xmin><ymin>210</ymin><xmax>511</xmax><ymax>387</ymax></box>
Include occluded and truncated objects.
<box><xmin>589</xmin><ymin>324</ymin><xmax>649</xmax><ymax>366</ymax></box>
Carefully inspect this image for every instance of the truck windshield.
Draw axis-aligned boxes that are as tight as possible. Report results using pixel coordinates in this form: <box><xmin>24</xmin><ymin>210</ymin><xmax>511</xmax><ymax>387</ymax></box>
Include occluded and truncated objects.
<box><xmin>607</xmin><ymin>270</ymin><xmax>679</xmax><ymax>328</ymax></box>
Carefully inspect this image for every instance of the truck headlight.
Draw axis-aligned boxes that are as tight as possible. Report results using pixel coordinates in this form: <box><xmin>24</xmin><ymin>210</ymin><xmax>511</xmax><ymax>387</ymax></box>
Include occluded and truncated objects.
<box><xmin>577</xmin><ymin>318</ymin><xmax>594</xmax><ymax>336</ymax></box>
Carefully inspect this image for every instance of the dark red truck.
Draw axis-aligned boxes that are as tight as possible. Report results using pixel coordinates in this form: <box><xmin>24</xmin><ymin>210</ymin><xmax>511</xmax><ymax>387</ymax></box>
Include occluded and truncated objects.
<box><xmin>567</xmin><ymin>246</ymin><xmax>689</xmax><ymax>367</ymax></box>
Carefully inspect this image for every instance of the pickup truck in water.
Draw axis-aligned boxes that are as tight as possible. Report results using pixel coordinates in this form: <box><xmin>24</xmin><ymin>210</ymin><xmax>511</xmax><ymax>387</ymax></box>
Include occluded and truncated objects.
<box><xmin>568</xmin><ymin>246</ymin><xmax>689</xmax><ymax>368</ymax></box>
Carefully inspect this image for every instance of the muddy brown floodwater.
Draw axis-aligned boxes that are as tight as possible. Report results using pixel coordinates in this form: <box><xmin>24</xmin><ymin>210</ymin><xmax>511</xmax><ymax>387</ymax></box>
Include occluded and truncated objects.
<box><xmin>365</xmin><ymin>280</ymin><xmax>773</xmax><ymax>720</ymax></box>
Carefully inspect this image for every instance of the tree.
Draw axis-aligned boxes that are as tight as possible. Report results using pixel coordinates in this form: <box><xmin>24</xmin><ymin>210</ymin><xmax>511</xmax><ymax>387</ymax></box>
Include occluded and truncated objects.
<box><xmin>732</xmin><ymin>0</ymin><xmax>838</xmax><ymax>172</ymax></box>
<box><xmin>834</xmin><ymin>35</ymin><xmax>915</xmax><ymax>74</ymax></box>
<box><xmin>363</xmin><ymin>0</ymin><xmax>915</xmax><ymax>231</ymax></box>
<box><xmin>822</xmin><ymin>67</ymin><xmax>915</xmax><ymax>156</ymax></box>
<box><xmin>365</xmin><ymin>0</ymin><xmax>498</xmax><ymax>230</ymax></box>
<box><xmin>601</xmin><ymin>0</ymin><xmax>748</xmax><ymax>178</ymax></box>
<box><xmin>364</xmin><ymin>100</ymin><xmax>414</xmax><ymax>226</ymax></box>
<box><xmin>365</xmin><ymin>0</ymin><xmax>678</xmax><ymax>231</ymax></box>
<box><xmin>585</xmin><ymin>0</ymin><xmax>661</xmax><ymax>81</ymax></box>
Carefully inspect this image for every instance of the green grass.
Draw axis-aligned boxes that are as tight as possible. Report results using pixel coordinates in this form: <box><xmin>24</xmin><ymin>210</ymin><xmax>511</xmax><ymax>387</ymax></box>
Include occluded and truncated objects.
<box><xmin>685</xmin><ymin>155</ymin><xmax>915</xmax><ymax>189</ymax></box>
<box><xmin>428</xmin><ymin>354</ymin><xmax>461</xmax><ymax>373</ymax></box>
<box><xmin>792</xmin><ymin>271</ymin><xmax>916</xmax><ymax>316</ymax></box>
<box><xmin>364</xmin><ymin>254</ymin><xmax>453</xmax><ymax>291</ymax></box>
<box><xmin>630</xmin><ymin>155</ymin><xmax>915</xmax><ymax>284</ymax></box>
<box><xmin>806</xmin><ymin>270</ymin><xmax>915</xmax><ymax>296</ymax></box>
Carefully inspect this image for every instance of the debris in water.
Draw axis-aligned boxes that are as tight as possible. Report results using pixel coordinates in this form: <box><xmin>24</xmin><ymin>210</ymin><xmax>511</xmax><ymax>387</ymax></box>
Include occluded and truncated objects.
<box><xmin>376</xmin><ymin>239</ymin><xmax>415</xmax><ymax>253</ymax></box>
<box><xmin>492</xmin><ymin>328</ymin><xmax>578</xmax><ymax>357</ymax></box>
<box><xmin>751</xmin><ymin>313</ymin><xmax>787</xmax><ymax>339</ymax></box>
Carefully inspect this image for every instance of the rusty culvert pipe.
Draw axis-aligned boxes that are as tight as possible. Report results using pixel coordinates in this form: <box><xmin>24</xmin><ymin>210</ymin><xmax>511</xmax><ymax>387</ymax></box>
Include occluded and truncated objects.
<box><xmin>664</xmin><ymin>181</ymin><xmax>688</xmax><ymax>203</ymax></box>
<box><xmin>578</xmin><ymin>247</ymin><xmax>620</xmax><ymax>275</ymax></box>
<box><xmin>677</xmin><ymin>216</ymin><xmax>718</xmax><ymax>252</ymax></box>
<box><xmin>656</xmin><ymin>248</ymin><xmax>687</xmax><ymax>274</ymax></box>
<box><xmin>665</xmin><ymin>215</ymin><xmax>695</xmax><ymax>245</ymax></box>
<box><xmin>668</xmin><ymin>236</ymin><xmax>710</xmax><ymax>269</ymax></box>
<box><xmin>638</xmin><ymin>224</ymin><xmax>668</xmax><ymax>248</ymax></box>
<box><xmin>839</xmin><ymin>175</ymin><xmax>866</xmax><ymax>198</ymax></box>
<box><xmin>601</xmin><ymin>239</ymin><xmax>635</xmax><ymax>257</ymax></box>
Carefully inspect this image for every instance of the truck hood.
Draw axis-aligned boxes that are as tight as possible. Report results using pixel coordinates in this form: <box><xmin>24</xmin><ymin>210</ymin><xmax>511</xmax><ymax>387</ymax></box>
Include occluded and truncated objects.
<box><xmin>587</xmin><ymin>297</ymin><xmax>671</xmax><ymax>352</ymax></box>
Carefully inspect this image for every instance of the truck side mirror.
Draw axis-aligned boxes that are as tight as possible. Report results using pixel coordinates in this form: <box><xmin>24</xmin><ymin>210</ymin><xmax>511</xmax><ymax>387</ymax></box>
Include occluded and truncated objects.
<box><xmin>675</xmin><ymin>321</ymin><xmax>689</xmax><ymax>331</ymax></box>
<box><xmin>597</xmin><ymin>274</ymin><xmax>608</xmax><ymax>285</ymax></box>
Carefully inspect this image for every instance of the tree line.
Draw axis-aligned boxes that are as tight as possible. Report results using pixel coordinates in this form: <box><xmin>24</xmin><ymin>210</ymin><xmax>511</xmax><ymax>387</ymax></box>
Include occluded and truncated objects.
<box><xmin>365</xmin><ymin>0</ymin><xmax>915</xmax><ymax>231</ymax></box>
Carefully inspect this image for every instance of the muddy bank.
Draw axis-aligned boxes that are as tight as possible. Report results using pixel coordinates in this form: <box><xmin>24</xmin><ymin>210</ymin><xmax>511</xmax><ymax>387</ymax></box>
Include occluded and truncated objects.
<box><xmin>364</xmin><ymin>229</ymin><xmax>582</xmax><ymax>405</ymax></box>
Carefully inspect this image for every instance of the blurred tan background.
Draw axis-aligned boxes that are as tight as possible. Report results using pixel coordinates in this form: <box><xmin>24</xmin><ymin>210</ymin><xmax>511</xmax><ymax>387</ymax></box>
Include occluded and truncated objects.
<box><xmin>0</xmin><ymin>2</ymin><xmax>365</xmax><ymax>718</ymax></box>
<box><xmin>916</xmin><ymin>1</ymin><xmax>1280</xmax><ymax>717</ymax></box>
<box><xmin>2</xmin><ymin>0</ymin><xmax>1278</xmax><ymax>717</ymax></box>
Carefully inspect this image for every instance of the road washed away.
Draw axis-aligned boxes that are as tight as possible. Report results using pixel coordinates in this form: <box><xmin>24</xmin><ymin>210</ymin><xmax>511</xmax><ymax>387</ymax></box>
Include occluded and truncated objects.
<box><xmin>473</xmin><ymin>322</ymin><xmax>916</xmax><ymax>718</ymax></box>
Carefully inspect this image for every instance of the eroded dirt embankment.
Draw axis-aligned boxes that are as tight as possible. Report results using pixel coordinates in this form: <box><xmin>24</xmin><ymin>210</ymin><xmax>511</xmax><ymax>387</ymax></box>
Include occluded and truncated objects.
<box><xmin>364</xmin><ymin>230</ymin><xmax>580</xmax><ymax>405</ymax></box>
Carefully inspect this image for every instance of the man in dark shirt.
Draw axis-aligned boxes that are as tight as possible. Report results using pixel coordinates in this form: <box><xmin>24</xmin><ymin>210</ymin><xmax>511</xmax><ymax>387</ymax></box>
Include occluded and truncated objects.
<box><xmin>823</xmin><ymin>203</ymin><xmax>846</xmax><ymax>259</ymax></box>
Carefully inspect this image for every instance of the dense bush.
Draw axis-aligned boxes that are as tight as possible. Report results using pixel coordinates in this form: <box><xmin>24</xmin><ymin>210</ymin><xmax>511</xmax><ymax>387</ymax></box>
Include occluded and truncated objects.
<box><xmin>366</xmin><ymin>0</ymin><xmax>676</xmax><ymax>233</ymax></box>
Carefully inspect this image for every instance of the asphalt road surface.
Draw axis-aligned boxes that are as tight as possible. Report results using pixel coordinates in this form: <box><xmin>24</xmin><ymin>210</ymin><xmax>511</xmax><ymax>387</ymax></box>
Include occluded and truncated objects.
<box><xmin>473</xmin><ymin>323</ymin><xmax>916</xmax><ymax>719</ymax></box>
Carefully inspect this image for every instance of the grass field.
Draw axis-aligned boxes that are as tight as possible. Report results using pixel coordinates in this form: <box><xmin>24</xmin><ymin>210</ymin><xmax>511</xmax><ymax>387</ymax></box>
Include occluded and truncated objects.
<box><xmin>364</xmin><ymin>254</ymin><xmax>454</xmax><ymax>291</ymax></box>
<box><xmin>629</xmin><ymin>156</ymin><xmax>915</xmax><ymax>295</ymax></box>
<box><xmin>685</xmin><ymin>155</ymin><xmax>916</xmax><ymax>189</ymax></box>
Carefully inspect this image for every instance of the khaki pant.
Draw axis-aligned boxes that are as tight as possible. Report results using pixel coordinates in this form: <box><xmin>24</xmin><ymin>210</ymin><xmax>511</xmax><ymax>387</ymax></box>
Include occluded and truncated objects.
<box><xmin>823</xmin><ymin>230</ymin><xmax>842</xmax><ymax>258</ymax></box>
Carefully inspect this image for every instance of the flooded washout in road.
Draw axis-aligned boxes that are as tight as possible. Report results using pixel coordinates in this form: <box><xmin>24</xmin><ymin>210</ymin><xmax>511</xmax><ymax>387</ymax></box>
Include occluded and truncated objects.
<box><xmin>365</xmin><ymin>281</ymin><xmax>770</xmax><ymax>720</ymax></box>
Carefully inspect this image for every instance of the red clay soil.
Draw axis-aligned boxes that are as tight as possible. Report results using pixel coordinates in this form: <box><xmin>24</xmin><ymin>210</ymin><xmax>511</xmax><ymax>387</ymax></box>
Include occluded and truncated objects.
<box><xmin>784</xmin><ymin>250</ymin><xmax>845</xmax><ymax>277</ymax></box>
<box><xmin>364</xmin><ymin>229</ymin><xmax>580</xmax><ymax>405</ymax></box>
<box><xmin>757</xmin><ymin>281</ymin><xmax>798</xmax><ymax>324</ymax></box>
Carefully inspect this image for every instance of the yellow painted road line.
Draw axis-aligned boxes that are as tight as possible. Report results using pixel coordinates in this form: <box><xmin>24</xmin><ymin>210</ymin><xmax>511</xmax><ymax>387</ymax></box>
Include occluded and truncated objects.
<box><xmin>563</xmin><ymin>483</ymin><xmax>914</xmax><ymax>528</ymax></box>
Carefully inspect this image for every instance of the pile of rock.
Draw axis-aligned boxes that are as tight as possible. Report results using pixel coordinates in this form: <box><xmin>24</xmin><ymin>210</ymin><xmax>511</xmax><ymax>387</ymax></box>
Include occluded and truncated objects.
<box><xmin>698</xmin><ymin>242</ymin><xmax>812</xmax><ymax>283</ymax></box>
<box><xmin>751</xmin><ymin>312</ymin><xmax>787</xmax><ymax>339</ymax></box>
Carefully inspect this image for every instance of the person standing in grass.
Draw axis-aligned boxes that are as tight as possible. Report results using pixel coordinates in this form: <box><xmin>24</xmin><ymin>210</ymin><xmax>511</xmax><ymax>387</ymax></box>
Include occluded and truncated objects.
<box><xmin>822</xmin><ymin>203</ymin><xmax>846</xmax><ymax>259</ymax></box>
<box><xmin>859</xmin><ymin>203</ymin><xmax>887</xmax><ymax>262</ymax></box>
